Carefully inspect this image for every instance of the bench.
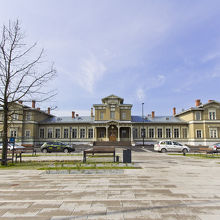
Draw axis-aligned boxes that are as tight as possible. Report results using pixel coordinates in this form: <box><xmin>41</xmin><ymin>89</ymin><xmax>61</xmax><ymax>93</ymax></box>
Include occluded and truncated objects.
<box><xmin>83</xmin><ymin>147</ymin><xmax>116</xmax><ymax>163</ymax></box>
<box><xmin>0</xmin><ymin>149</ymin><xmax>23</xmax><ymax>163</ymax></box>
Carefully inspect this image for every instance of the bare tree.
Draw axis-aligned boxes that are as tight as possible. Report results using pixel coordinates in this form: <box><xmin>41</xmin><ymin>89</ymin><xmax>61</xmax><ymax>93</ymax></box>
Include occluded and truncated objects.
<box><xmin>0</xmin><ymin>20</ymin><xmax>56</xmax><ymax>165</ymax></box>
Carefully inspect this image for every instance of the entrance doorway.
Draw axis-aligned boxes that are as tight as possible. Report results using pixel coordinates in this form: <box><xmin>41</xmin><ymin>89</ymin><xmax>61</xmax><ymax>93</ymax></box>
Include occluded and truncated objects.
<box><xmin>108</xmin><ymin>125</ymin><xmax>117</xmax><ymax>142</ymax></box>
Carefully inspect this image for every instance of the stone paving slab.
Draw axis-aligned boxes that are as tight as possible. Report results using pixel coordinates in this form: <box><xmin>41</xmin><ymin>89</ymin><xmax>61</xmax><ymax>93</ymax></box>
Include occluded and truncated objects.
<box><xmin>0</xmin><ymin>151</ymin><xmax>220</xmax><ymax>219</ymax></box>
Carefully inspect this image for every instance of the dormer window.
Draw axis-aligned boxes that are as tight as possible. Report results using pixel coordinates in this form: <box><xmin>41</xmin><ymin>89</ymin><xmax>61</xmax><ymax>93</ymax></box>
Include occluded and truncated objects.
<box><xmin>12</xmin><ymin>113</ymin><xmax>18</xmax><ymax>120</ymax></box>
<box><xmin>110</xmin><ymin>111</ymin><xmax>115</xmax><ymax>120</ymax></box>
<box><xmin>209</xmin><ymin>110</ymin><xmax>216</xmax><ymax>120</ymax></box>
<box><xmin>25</xmin><ymin>112</ymin><xmax>31</xmax><ymax>120</ymax></box>
<box><xmin>195</xmin><ymin>111</ymin><xmax>201</xmax><ymax>120</ymax></box>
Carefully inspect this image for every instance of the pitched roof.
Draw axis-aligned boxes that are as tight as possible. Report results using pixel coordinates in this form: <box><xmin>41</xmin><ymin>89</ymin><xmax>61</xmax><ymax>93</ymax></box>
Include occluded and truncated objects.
<box><xmin>40</xmin><ymin>116</ymin><xmax>94</xmax><ymax>124</ymax></box>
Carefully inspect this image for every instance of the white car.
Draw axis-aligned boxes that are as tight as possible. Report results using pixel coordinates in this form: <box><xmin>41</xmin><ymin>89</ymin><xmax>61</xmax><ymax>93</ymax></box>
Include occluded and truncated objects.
<box><xmin>0</xmin><ymin>143</ymin><xmax>26</xmax><ymax>151</ymax></box>
<box><xmin>154</xmin><ymin>140</ymin><xmax>190</xmax><ymax>153</ymax></box>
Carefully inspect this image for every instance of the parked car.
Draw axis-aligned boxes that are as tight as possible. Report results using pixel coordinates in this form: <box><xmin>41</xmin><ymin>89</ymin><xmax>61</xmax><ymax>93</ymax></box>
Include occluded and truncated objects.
<box><xmin>154</xmin><ymin>140</ymin><xmax>190</xmax><ymax>153</ymax></box>
<box><xmin>40</xmin><ymin>142</ymin><xmax>75</xmax><ymax>153</ymax></box>
<box><xmin>209</xmin><ymin>143</ymin><xmax>220</xmax><ymax>151</ymax></box>
<box><xmin>0</xmin><ymin>143</ymin><xmax>26</xmax><ymax>151</ymax></box>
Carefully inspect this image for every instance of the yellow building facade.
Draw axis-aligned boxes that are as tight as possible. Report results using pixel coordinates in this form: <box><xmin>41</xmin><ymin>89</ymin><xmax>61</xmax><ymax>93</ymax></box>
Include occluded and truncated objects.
<box><xmin>0</xmin><ymin>95</ymin><xmax>220</xmax><ymax>146</ymax></box>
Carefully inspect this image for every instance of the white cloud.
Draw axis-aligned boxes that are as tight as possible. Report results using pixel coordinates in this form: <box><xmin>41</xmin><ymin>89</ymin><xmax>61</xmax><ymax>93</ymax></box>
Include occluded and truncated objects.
<box><xmin>136</xmin><ymin>88</ymin><xmax>145</xmax><ymax>102</ymax></box>
<box><xmin>77</xmin><ymin>55</ymin><xmax>106</xmax><ymax>93</ymax></box>
<box><xmin>202</xmin><ymin>52</ymin><xmax>220</xmax><ymax>63</ymax></box>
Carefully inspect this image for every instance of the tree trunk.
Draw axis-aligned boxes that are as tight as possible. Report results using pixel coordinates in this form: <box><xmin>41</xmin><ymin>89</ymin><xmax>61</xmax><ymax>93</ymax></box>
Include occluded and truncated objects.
<box><xmin>1</xmin><ymin>103</ymin><xmax>8</xmax><ymax>166</ymax></box>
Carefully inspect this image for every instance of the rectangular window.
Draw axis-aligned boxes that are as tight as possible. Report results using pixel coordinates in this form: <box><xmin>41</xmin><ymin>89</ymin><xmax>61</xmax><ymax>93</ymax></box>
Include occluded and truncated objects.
<box><xmin>88</xmin><ymin>128</ymin><xmax>93</xmax><ymax>138</ymax></box>
<box><xmin>72</xmin><ymin>128</ymin><xmax>77</xmax><ymax>139</ymax></box>
<box><xmin>166</xmin><ymin>128</ymin><xmax>171</xmax><ymax>138</ymax></box>
<box><xmin>0</xmin><ymin>114</ymin><xmax>3</xmax><ymax>121</ymax></box>
<box><xmin>10</xmin><ymin>130</ymin><xmax>17</xmax><ymax>137</ymax></box>
<box><xmin>55</xmin><ymin>128</ymin><xmax>60</xmax><ymax>138</ymax></box>
<box><xmin>195</xmin><ymin>112</ymin><xmax>201</xmax><ymax>120</ymax></box>
<box><xmin>25</xmin><ymin>130</ymin><xmax>30</xmax><ymax>138</ymax></box>
<box><xmin>25</xmin><ymin>112</ymin><xmax>31</xmax><ymax>120</ymax></box>
<box><xmin>174</xmin><ymin>128</ymin><xmax>179</xmax><ymax>138</ymax></box>
<box><xmin>110</xmin><ymin>111</ymin><xmax>115</xmax><ymax>119</ymax></box>
<box><xmin>100</xmin><ymin>112</ymin><xmax>104</xmax><ymax>120</ymax></box>
<box><xmin>182</xmin><ymin>128</ymin><xmax>187</xmax><ymax>139</ymax></box>
<box><xmin>209</xmin><ymin>111</ymin><xmax>216</xmax><ymax>120</ymax></box>
<box><xmin>39</xmin><ymin>128</ymin><xmax>44</xmax><ymax>139</ymax></box>
<box><xmin>64</xmin><ymin>128</ymin><xmax>69</xmax><ymax>138</ymax></box>
<box><xmin>12</xmin><ymin>113</ymin><xmax>18</xmax><ymax>120</ymax></box>
<box><xmin>196</xmin><ymin>130</ymin><xmax>202</xmax><ymax>139</ymax></box>
<box><xmin>48</xmin><ymin>128</ymin><xmax>53</xmax><ymax>138</ymax></box>
<box><xmin>0</xmin><ymin>131</ymin><xmax>2</xmax><ymax>137</ymax></box>
<box><xmin>157</xmin><ymin>128</ymin><xmax>162</xmax><ymax>138</ymax></box>
<box><xmin>121</xmin><ymin>112</ymin><xmax>126</xmax><ymax>120</ymax></box>
<box><xmin>80</xmin><ymin>128</ymin><xmax>85</xmax><ymax>138</ymax></box>
<box><xmin>121</xmin><ymin>129</ymin><xmax>127</xmax><ymax>138</ymax></box>
<box><xmin>210</xmin><ymin>128</ymin><xmax>217</xmax><ymax>138</ymax></box>
<box><xmin>149</xmin><ymin>128</ymin><xmax>154</xmax><ymax>138</ymax></box>
<box><xmin>141</xmin><ymin>128</ymin><xmax>146</xmax><ymax>138</ymax></box>
<box><xmin>133</xmin><ymin>128</ymin><xmax>138</xmax><ymax>139</ymax></box>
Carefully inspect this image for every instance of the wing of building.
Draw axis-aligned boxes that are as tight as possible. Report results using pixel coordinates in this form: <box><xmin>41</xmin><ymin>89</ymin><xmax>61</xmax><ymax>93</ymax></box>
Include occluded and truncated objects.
<box><xmin>0</xmin><ymin>96</ymin><xmax>220</xmax><ymax>147</ymax></box>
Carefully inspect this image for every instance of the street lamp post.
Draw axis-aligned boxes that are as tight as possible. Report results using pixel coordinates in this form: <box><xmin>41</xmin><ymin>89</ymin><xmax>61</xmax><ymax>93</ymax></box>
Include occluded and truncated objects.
<box><xmin>142</xmin><ymin>102</ymin><xmax>144</xmax><ymax>146</ymax></box>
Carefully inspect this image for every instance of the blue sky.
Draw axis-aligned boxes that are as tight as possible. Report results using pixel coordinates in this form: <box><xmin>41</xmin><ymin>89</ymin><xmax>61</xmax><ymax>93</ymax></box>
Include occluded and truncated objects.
<box><xmin>1</xmin><ymin>0</ymin><xmax>220</xmax><ymax>117</ymax></box>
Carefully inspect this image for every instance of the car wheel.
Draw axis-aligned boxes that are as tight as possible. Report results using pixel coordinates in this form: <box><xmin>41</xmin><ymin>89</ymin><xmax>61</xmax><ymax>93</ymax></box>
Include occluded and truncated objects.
<box><xmin>161</xmin><ymin>148</ymin><xmax>167</xmax><ymax>153</ymax></box>
<box><xmin>182</xmin><ymin>148</ymin><xmax>188</xmax><ymax>154</ymax></box>
<box><xmin>42</xmin><ymin>148</ymin><xmax>48</xmax><ymax>153</ymax></box>
<box><xmin>63</xmin><ymin>148</ymin><xmax>69</xmax><ymax>153</ymax></box>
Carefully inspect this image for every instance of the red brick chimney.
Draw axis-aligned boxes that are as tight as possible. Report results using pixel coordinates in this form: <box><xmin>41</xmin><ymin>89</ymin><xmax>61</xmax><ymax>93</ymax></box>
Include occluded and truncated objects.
<box><xmin>72</xmin><ymin>111</ymin><xmax>75</xmax><ymax>118</ymax></box>
<box><xmin>91</xmin><ymin>108</ymin><xmax>93</xmax><ymax>117</ymax></box>
<box><xmin>195</xmin><ymin>99</ymin><xmax>201</xmax><ymax>107</ymax></box>
<box><xmin>32</xmin><ymin>100</ymin><xmax>36</xmax><ymax>108</ymax></box>
<box><xmin>37</xmin><ymin>107</ymin><xmax>40</xmax><ymax>111</ymax></box>
<box><xmin>152</xmin><ymin>111</ymin><xmax>155</xmax><ymax>118</ymax></box>
<box><xmin>48</xmin><ymin>107</ymin><xmax>51</xmax><ymax>115</ymax></box>
<box><xmin>173</xmin><ymin>107</ymin><xmax>176</xmax><ymax>116</ymax></box>
<box><xmin>18</xmin><ymin>100</ymin><xmax>23</xmax><ymax>104</ymax></box>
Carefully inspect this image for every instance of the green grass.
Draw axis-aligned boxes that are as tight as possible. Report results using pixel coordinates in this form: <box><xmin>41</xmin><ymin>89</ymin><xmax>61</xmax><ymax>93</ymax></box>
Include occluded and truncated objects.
<box><xmin>0</xmin><ymin>160</ymin><xmax>140</xmax><ymax>170</ymax></box>
<box><xmin>88</xmin><ymin>154</ymin><xmax>115</xmax><ymax>158</ymax></box>
<box><xmin>21</xmin><ymin>153</ymin><xmax>82</xmax><ymax>157</ymax></box>
<box><xmin>168</xmin><ymin>153</ymin><xmax>220</xmax><ymax>159</ymax></box>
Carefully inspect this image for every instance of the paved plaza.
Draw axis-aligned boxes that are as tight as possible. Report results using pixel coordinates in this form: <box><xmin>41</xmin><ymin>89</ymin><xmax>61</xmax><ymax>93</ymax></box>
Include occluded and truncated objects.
<box><xmin>0</xmin><ymin>150</ymin><xmax>220</xmax><ymax>219</ymax></box>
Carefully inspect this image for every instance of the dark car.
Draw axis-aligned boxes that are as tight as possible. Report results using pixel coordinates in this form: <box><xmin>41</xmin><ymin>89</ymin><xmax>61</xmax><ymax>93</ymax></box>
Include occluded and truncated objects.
<box><xmin>40</xmin><ymin>142</ymin><xmax>75</xmax><ymax>153</ymax></box>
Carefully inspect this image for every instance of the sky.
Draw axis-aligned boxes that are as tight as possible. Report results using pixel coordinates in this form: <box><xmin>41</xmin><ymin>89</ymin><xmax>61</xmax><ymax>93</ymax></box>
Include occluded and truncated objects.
<box><xmin>1</xmin><ymin>0</ymin><xmax>220</xmax><ymax>117</ymax></box>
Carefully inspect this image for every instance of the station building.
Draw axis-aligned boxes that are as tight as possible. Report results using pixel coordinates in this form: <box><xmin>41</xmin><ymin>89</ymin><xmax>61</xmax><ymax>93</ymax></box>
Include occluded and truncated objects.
<box><xmin>0</xmin><ymin>95</ymin><xmax>220</xmax><ymax>146</ymax></box>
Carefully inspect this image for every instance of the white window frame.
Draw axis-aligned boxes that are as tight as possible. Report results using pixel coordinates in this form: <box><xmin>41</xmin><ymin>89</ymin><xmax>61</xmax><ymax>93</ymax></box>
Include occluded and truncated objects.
<box><xmin>39</xmin><ymin>128</ymin><xmax>45</xmax><ymax>139</ymax></box>
<box><xmin>209</xmin><ymin>128</ymin><xmax>218</xmax><ymax>138</ymax></box>
<box><xmin>140</xmin><ymin>128</ymin><xmax>146</xmax><ymax>138</ymax></box>
<box><xmin>25</xmin><ymin>130</ymin><xmax>31</xmax><ymax>138</ymax></box>
<box><xmin>72</xmin><ymin>128</ymin><xmax>77</xmax><ymax>139</ymax></box>
<box><xmin>166</xmin><ymin>128</ymin><xmax>172</xmax><ymax>139</ymax></box>
<box><xmin>173</xmin><ymin>128</ymin><xmax>180</xmax><ymax>138</ymax></box>
<box><xmin>148</xmin><ymin>127</ymin><xmax>155</xmax><ymax>138</ymax></box>
<box><xmin>121</xmin><ymin>112</ymin><xmax>126</xmax><ymax>120</ymax></box>
<box><xmin>100</xmin><ymin>112</ymin><xmax>104</xmax><ymax>120</ymax></box>
<box><xmin>12</xmin><ymin>113</ymin><xmax>18</xmax><ymax>120</ymax></box>
<box><xmin>47</xmin><ymin>128</ymin><xmax>53</xmax><ymax>139</ymax></box>
<box><xmin>25</xmin><ymin>112</ymin><xmax>32</xmax><ymax>121</ymax></box>
<box><xmin>209</xmin><ymin>109</ymin><xmax>216</xmax><ymax>120</ymax></box>
<box><xmin>63</xmin><ymin>128</ymin><xmax>69</xmax><ymax>139</ymax></box>
<box><xmin>196</xmin><ymin>129</ymin><xmax>202</xmax><ymax>139</ymax></box>
<box><xmin>110</xmin><ymin>111</ymin><xmax>115</xmax><ymax>120</ymax></box>
<box><xmin>0</xmin><ymin>113</ymin><xmax>3</xmax><ymax>121</ymax></box>
<box><xmin>80</xmin><ymin>128</ymin><xmax>86</xmax><ymax>139</ymax></box>
<box><xmin>133</xmin><ymin>128</ymin><xmax>138</xmax><ymax>139</ymax></box>
<box><xmin>157</xmin><ymin>128</ymin><xmax>163</xmax><ymax>138</ymax></box>
<box><xmin>195</xmin><ymin>111</ymin><xmax>201</xmax><ymax>121</ymax></box>
<box><xmin>55</xmin><ymin>128</ymin><xmax>61</xmax><ymax>139</ymax></box>
<box><xmin>10</xmin><ymin>129</ymin><xmax>17</xmax><ymax>137</ymax></box>
<box><xmin>182</xmin><ymin>128</ymin><xmax>188</xmax><ymax>139</ymax></box>
<box><xmin>88</xmin><ymin>128</ymin><xmax>93</xmax><ymax>139</ymax></box>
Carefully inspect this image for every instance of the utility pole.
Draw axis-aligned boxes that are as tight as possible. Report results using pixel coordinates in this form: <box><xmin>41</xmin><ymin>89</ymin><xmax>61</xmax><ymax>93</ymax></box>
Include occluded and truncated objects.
<box><xmin>142</xmin><ymin>103</ymin><xmax>144</xmax><ymax>146</ymax></box>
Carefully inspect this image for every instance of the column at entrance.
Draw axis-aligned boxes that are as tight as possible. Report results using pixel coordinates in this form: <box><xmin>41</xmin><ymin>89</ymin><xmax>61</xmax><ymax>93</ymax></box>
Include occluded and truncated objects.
<box><xmin>118</xmin><ymin>126</ymin><xmax>120</xmax><ymax>141</ymax></box>
<box><xmin>130</xmin><ymin>126</ymin><xmax>133</xmax><ymax>141</ymax></box>
<box><xmin>105</xmin><ymin>126</ymin><xmax>108</xmax><ymax>141</ymax></box>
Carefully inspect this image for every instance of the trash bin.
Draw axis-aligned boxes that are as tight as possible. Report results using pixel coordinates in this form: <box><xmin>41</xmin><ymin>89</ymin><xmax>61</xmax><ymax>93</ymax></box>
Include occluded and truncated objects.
<box><xmin>116</xmin><ymin>155</ymin><xmax>120</xmax><ymax>162</ymax></box>
<box><xmin>123</xmin><ymin>149</ymin><xmax>131</xmax><ymax>163</ymax></box>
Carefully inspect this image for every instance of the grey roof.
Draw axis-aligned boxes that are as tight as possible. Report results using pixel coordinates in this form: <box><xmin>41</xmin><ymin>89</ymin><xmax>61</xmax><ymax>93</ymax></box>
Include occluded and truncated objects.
<box><xmin>40</xmin><ymin>116</ymin><xmax>94</xmax><ymax>124</ymax></box>
<box><xmin>131</xmin><ymin>115</ymin><xmax>187</xmax><ymax>124</ymax></box>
